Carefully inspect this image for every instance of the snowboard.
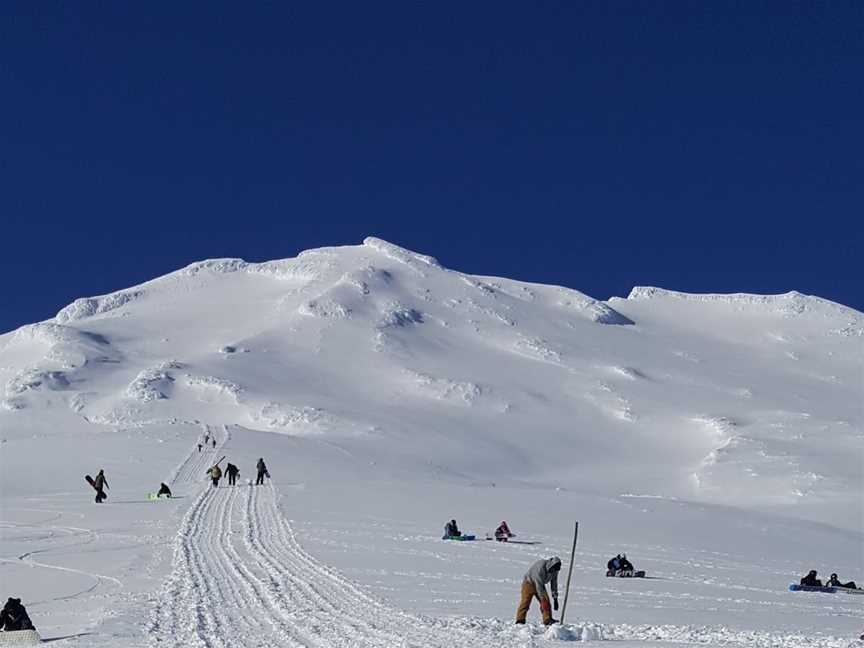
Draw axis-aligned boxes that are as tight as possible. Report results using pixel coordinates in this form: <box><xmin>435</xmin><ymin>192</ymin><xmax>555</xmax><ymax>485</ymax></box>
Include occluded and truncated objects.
<box><xmin>443</xmin><ymin>535</ymin><xmax>477</xmax><ymax>541</ymax></box>
<box><xmin>147</xmin><ymin>493</ymin><xmax>171</xmax><ymax>501</ymax></box>
<box><xmin>789</xmin><ymin>583</ymin><xmax>864</xmax><ymax>595</ymax></box>
<box><xmin>607</xmin><ymin>569</ymin><xmax>646</xmax><ymax>578</ymax></box>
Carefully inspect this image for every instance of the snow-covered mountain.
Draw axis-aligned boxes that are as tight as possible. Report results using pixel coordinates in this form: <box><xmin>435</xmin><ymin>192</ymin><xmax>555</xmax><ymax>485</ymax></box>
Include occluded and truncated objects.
<box><xmin>1</xmin><ymin>238</ymin><xmax>861</xmax><ymax>647</ymax></box>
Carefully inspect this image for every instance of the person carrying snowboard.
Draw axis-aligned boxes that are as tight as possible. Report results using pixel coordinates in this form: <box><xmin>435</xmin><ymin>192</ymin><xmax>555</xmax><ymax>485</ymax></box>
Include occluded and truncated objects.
<box><xmin>495</xmin><ymin>520</ymin><xmax>514</xmax><ymax>542</ymax></box>
<box><xmin>516</xmin><ymin>556</ymin><xmax>561</xmax><ymax>625</ymax></box>
<box><xmin>156</xmin><ymin>482</ymin><xmax>172</xmax><ymax>498</ymax></box>
<box><xmin>800</xmin><ymin>569</ymin><xmax>823</xmax><ymax>587</ymax></box>
<box><xmin>0</xmin><ymin>597</ymin><xmax>34</xmax><ymax>632</ymax></box>
<box><xmin>93</xmin><ymin>469</ymin><xmax>109</xmax><ymax>503</ymax></box>
<box><xmin>207</xmin><ymin>463</ymin><xmax>222</xmax><ymax>488</ymax></box>
<box><xmin>255</xmin><ymin>458</ymin><xmax>270</xmax><ymax>485</ymax></box>
<box><xmin>226</xmin><ymin>462</ymin><xmax>239</xmax><ymax>486</ymax></box>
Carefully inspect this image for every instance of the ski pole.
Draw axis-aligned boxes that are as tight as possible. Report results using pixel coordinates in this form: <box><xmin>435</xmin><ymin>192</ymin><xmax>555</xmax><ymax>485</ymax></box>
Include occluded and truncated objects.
<box><xmin>560</xmin><ymin>520</ymin><xmax>578</xmax><ymax>624</ymax></box>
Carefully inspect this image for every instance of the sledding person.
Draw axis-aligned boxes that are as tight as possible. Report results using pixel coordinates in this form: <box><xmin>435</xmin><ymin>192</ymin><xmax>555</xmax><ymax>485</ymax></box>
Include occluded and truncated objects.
<box><xmin>495</xmin><ymin>521</ymin><xmax>514</xmax><ymax>542</ymax></box>
<box><xmin>255</xmin><ymin>458</ymin><xmax>269</xmax><ymax>485</ymax></box>
<box><xmin>156</xmin><ymin>482</ymin><xmax>172</xmax><ymax>498</ymax></box>
<box><xmin>800</xmin><ymin>570</ymin><xmax>823</xmax><ymax>587</ymax></box>
<box><xmin>226</xmin><ymin>463</ymin><xmax>239</xmax><ymax>486</ymax></box>
<box><xmin>516</xmin><ymin>556</ymin><xmax>561</xmax><ymax>626</ymax></box>
<box><xmin>443</xmin><ymin>519</ymin><xmax>461</xmax><ymax>539</ymax></box>
<box><xmin>0</xmin><ymin>597</ymin><xmax>34</xmax><ymax>632</ymax></box>
<box><xmin>93</xmin><ymin>469</ymin><xmax>109</xmax><ymax>503</ymax></box>
<box><xmin>207</xmin><ymin>463</ymin><xmax>222</xmax><ymax>488</ymax></box>
<box><xmin>827</xmin><ymin>573</ymin><xmax>859</xmax><ymax>589</ymax></box>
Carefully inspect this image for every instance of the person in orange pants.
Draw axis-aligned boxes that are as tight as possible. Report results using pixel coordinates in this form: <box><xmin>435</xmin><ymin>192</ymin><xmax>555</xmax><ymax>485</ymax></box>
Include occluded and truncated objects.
<box><xmin>515</xmin><ymin>556</ymin><xmax>561</xmax><ymax>625</ymax></box>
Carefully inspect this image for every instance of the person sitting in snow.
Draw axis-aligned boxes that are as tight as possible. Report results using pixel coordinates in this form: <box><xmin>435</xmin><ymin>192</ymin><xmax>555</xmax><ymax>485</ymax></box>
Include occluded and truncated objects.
<box><xmin>443</xmin><ymin>519</ymin><xmax>461</xmax><ymax>539</ymax></box>
<box><xmin>156</xmin><ymin>483</ymin><xmax>172</xmax><ymax>498</ymax></box>
<box><xmin>0</xmin><ymin>597</ymin><xmax>34</xmax><ymax>632</ymax></box>
<box><xmin>827</xmin><ymin>573</ymin><xmax>858</xmax><ymax>589</ymax></box>
<box><xmin>607</xmin><ymin>554</ymin><xmax>623</xmax><ymax>574</ymax></box>
<box><xmin>495</xmin><ymin>521</ymin><xmax>514</xmax><ymax>542</ymax></box>
<box><xmin>619</xmin><ymin>553</ymin><xmax>635</xmax><ymax>572</ymax></box>
<box><xmin>800</xmin><ymin>570</ymin><xmax>823</xmax><ymax>587</ymax></box>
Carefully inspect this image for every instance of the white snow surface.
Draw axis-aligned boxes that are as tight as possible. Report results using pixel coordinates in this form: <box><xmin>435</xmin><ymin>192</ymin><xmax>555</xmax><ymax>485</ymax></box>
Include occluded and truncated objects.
<box><xmin>0</xmin><ymin>238</ymin><xmax>861</xmax><ymax>647</ymax></box>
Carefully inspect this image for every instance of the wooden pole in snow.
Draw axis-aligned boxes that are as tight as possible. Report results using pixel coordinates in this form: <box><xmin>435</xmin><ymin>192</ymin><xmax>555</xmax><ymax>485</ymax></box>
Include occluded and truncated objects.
<box><xmin>560</xmin><ymin>520</ymin><xmax>579</xmax><ymax>624</ymax></box>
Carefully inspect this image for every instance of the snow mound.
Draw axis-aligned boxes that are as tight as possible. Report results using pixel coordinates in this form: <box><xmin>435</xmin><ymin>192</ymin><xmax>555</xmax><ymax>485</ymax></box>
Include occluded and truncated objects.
<box><xmin>627</xmin><ymin>286</ymin><xmax>861</xmax><ymax>320</ymax></box>
<box><xmin>379</xmin><ymin>302</ymin><xmax>424</xmax><ymax>328</ymax></box>
<box><xmin>6</xmin><ymin>368</ymin><xmax>70</xmax><ymax>395</ymax></box>
<box><xmin>126</xmin><ymin>361</ymin><xmax>183</xmax><ymax>402</ymax></box>
<box><xmin>56</xmin><ymin>289</ymin><xmax>144</xmax><ymax>322</ymax></box>
<box><xmin>403</xmin><ymin>369</ymin><xmax>482</xmax><ymax>404</ymax></box>
<box><xmin>555</xmin><ymin>287</ymin><xmax>634</xmax><ymax>325</ymax></box>
<box><xmin>363</xmin><ymin>237</ymin><xmax>441</xmax><ymax>274</ymax></box>
<box><xmin>299</xmin><ymin>298</ymin><xmax>352</xmax><ymax>319</ymax></box>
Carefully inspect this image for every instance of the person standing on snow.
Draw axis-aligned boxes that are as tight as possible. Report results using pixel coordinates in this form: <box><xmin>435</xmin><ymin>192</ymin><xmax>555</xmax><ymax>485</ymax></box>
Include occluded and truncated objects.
<box><xmin>207</xmin><ymin>464</ymin><xmax>222</xmax><ymax>488</ymax></box>
<box><xmin>225</xmin><ymin>463</ymin><xmax>239</xmax><ymax>486</ymax></box>
<box><xmin>516</xmin><ymin>556</ymin><xmax>561</xmax><ymax>626</ymax></box>
<box><xmin>256</xmin><ymin>458</ymin><xmax>270</xmax><ymax>485</ymax></box>
<box><xmin>93</xmin><ymin>469</ymin><xmax>109</xmax><ymax>503</ymax></box>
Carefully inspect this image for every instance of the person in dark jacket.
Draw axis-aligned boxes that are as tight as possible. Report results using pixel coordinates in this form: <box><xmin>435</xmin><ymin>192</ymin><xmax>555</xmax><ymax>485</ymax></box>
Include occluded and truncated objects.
<box><xmin>516</xmin><ymin>557</ymin><xmax>561</xmax><ymax>625</ymax></box>
<box><xmin>156</xmin><ymin>483</ymin><xmax>172</xmax><ymax>498</ymax></box>
<box><xmin>225</xmin><ymin>463</ymin><xmax>240</xmax><ymax>486</ymax></box>
<box><xmin>255</xmin><ymin>458</ymin><xmax>269</xmax><ymax>485</ymax></box>
<box><xmin>800</xmin><ymin>570</ymin><xmax>823</xmax><ymax>587</ymax></box>
<box><xmin>443</xmin><ymin>519</ymin><xmax>461</xmax><ymax>539</ymax></box>
<box><xmin>0</xmin><ymin>597</ymin><xmax>34</xmax><ymax>631</ymax></box>
<box><xmin>93</xmin><ymin>469</ymin><xmax>109</xmax><ymax>503</ymax></box>
<box><xmin>619</xmin><ymin>554</ymin><xmax>634</xmax><ymax>572</ymax></box>
<box><xmin>607</xmin><ymin>554</ymin><xmax>622</xmax><ymax>573</ymax></box>
<box><xmin>827</xmin><ymin>573</ymin><xmax>859</xmax><ymax>589</ymax></box>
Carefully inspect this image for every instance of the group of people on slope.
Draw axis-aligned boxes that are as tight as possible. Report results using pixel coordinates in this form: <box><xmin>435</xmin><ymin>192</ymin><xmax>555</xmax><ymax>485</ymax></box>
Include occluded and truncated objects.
<box><xmin>207</xmin><ymin>458</ymin><xmax>270</xmax><ymax>488</ymax></box>
<box><xmin>800</xmin><ymin>569</ymin><xmax>859</xmax><ymax>589</ymax></box>
<box><xmin>197</xmin><ymin>431</ymin><xmax>217</xmax><ymax>452</ymax></box>
<box><xmin>441</xmin><ymin>518</ymin><xmax>515</xmax><ymax>541</ymax></box>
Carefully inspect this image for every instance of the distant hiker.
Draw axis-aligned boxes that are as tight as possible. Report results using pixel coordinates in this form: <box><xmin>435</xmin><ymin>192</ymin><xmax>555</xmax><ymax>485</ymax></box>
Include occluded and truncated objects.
<box><xmin>212</xmin><ymin>438</ymin><xmax>216</xmax><ymax>448</ymax></box>
<box><xmin>157</xmin><ymin>483</ymin><xmax>172</xmax><ymax>498</ymax></box>
<box><xmin>93</xmin><ymin>469</ymin><xmax>109</xmax><ymax>503</ymax></box>
<box><xmin>198</xmin><ymin>443</ymin><xmax>202</xmax><ymax>452</ymax></box>
<box><xmin>0</xmin><ymin>597</ymin><xmax>34</xmax><ymax>632</ymax></box>
<box><xmin>495</xmin><ymin>521</ymin><xmax>514</xmax><ymax>542</ymax></box>
<box><xmin>255</xmin><ymin>458</ymin><xmax>270</xmax><ymax>485</ymax></box>
<box><xmin>443</xmin><ymin>519</ymin><xmax>461</xmax><ymax>539</ymax></box>
<box><xmin>207</xmin><ymin>464</ymin><xmax>222</xmax><ymax>488</ymax></box>
<box><xmin>607</xmin><ymin>554</ymin><xmax>623</xmax><ymax>574</ymax></box>
<box><xmin>226</xmin><ymin>463</ymin><xmax>240</xmax><ymax>486</ymax></box>
<box><xmin>827</xmin><ymin>573</ymin><xmax>859</xmax><ymax>589</ymax></box>
<box><xmin>516</xmin><ymin>556</ymin><xmax>561</xmax><ymax>626</ymax></box>
<box><xmin>204</xmin><ymin>433</ymin><xmax>210</xmax><ymax>445</ymax></box>
<box><xmin>800</xmin><ymin>570</ymin><xmax>823</xmax><ymax>587</ymax></box>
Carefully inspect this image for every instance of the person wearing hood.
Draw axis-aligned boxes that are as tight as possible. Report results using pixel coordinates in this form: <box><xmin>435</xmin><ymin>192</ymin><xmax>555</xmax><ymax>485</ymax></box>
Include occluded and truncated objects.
<box><xmin>443</xmin><ymin>519</ymin><xmax>461</xmax><ymax>539</ymax></box>
<box><xmin>516</xmin><ymin>556</ymin><xmax>562</xmax><ymax>625</ymax></box>
<box><xmin>495</xmin><ymin>521</ymin><xmax>514</xmax><ymax>542</ymax></box>
<box><xmin>800</xmin><ymin>570</ymin><xmax>823</xmax><ymax>587</ymax></box>
<box><xmin>226</xmin><ymin>463</ymin><xmax>240</xmax><ymax>486</ymax></box>
<box><xmin>207</xmin><ymin>464</ymin><xmax>222</xmax><ymax>488</ymax></box>
<box><xmin>0</xmin><ymin>597</ymin><xmax>34</xmax><ymax>632</ymax></box>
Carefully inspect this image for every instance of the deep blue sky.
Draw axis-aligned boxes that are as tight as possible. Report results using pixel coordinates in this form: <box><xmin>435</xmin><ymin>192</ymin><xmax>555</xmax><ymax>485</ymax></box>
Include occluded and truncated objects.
<box><xmin>2</xmin><ymin>2</ymin><xmax>862</xmax><ymax>333</ymax></box>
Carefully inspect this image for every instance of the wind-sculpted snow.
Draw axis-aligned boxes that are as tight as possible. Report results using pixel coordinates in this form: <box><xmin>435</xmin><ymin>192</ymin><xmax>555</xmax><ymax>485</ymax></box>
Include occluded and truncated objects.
<box><xmin>299</xmin><ymin>297</ymin><xmax>352</xmax><ymax>319</ymax></box>
<box><xmin>55</xmin><ymin>289</ymin><xmax>145</xmax><ymax>322</ymax></box>
<box><xmin>379</xmin><ymin>301</ymin><xmax>424</xmax><ymax>328</ymax></box>
<box><xmin>126</xmin><ymin>362</ymin><xmax>183</xmax><ymax>402</ymax></box>
<box><xmin>627</xmin><ymin>286</ymin><xmax>863</xmax><ymax>322</ymax></box>
<box><xmin>363</xmin><ymin>236</ymin><xmax>441</xmax><ymax>274</ymax></box>
<box><xmin>403</xmin><ymin>370</ymin><xmax>482</xmax><ymax>405</ymax></box>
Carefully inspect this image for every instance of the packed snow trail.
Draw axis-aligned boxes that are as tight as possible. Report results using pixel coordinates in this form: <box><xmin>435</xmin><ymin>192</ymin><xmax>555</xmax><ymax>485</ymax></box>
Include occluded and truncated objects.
<box><xmin>146</xmin><ymin>482</ymin><xmax>524</xmax><ymax>648</ymax></box>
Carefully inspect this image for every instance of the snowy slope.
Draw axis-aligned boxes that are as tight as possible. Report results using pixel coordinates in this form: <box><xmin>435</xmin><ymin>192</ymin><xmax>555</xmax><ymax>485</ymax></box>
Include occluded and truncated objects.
<box><xmin>0</xmin><ymin>237</ymin><xmax>861</xmax><ymax>647</ymax></box>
